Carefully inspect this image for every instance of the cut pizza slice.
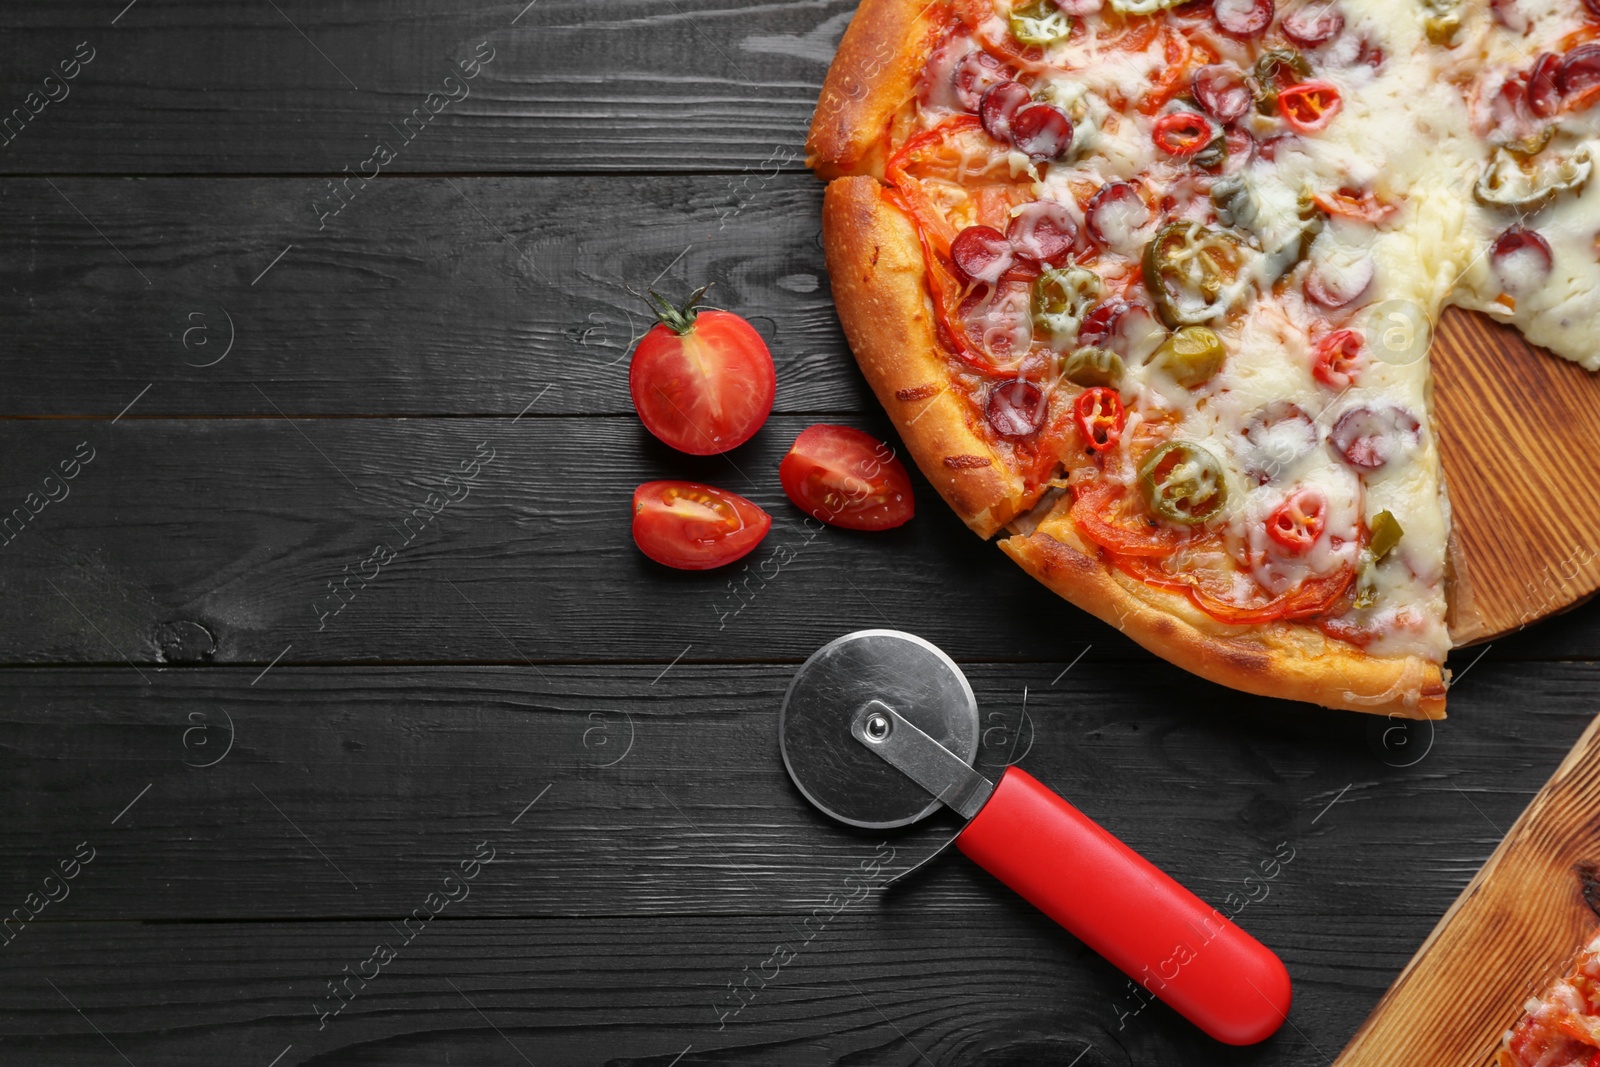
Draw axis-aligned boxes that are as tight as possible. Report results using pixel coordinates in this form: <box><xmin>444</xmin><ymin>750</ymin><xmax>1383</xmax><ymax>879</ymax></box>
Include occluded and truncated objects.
<box><xmin>807</xmin><ymin>0</ymin><xmax>1600</xmax><ymax>718</ymax></box>
<box><xmin>1498</xmin><ymin>927</ymin><xmax>1600</xmax><ymax>1067</ymax></box>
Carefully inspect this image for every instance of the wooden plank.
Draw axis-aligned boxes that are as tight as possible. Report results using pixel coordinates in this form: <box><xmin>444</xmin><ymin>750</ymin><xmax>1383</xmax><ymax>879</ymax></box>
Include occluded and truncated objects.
<box><xmin>3</xmin><ymin>171</ymin><xmax>1598</xmax><ymax>646</ymax></box>
<box><xmin>0</xmin><ymin>660</ymin><xmax>1584</xmax><ymax>925</ymax></box>
<box><xmin>0</xmin><ymin>911</ymin><xmax>1372</xmax><ymax>1066</ymax></box>
<box><xmin>0</xmin><ymin>0</ymin><xmax>841</xmax><ymax>175</ymax></box>
<box><xmin>1334</xmin><ymin>710</ymin><xmax>1600</xmax><ymax>1066</ymax></box>
<box><xmin>8</xmin><ymin>415</ymin><xmax>1600</xmax><ymax>666</ymax></box>
<box><xmin>0</xmin><ymin>175</ymin><xmax>863</xmax><ymax>417</ymax></box>
<box><xmin>3</xmin><ymin>414</ymin><xmax>1113</xmax><ymax>665</ymax></box>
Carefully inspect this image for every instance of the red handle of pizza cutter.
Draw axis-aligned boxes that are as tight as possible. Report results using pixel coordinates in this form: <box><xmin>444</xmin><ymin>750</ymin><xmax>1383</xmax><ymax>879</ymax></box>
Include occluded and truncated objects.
<box><xmin>955</xmin><ymin>767</ymin><xmax>1291</xmax><ymax>1045</ymax></box>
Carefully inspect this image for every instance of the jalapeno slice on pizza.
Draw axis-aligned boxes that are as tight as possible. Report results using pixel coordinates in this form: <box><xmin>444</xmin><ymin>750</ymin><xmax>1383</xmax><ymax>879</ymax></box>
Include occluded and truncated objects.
<box><xmin>1142</xmin><ymin>222</ymin><xmax>1249</xmax><ymax>328</ymax></box>
<box><xmin>1139</xmin><ymin>442</ymin><xmax>1229</xmax><ymax>525</ymax></box>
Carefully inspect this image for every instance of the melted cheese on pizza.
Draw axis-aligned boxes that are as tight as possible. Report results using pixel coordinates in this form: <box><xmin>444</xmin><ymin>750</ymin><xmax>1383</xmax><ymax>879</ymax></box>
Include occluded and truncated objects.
<box><xmin>884</xmin><ymin>0</ymin><xmax>1600</xmax><ymax>670</ymax></box>
<box><xmin>1498</xmin><ymin>926</ymin><xmax>1600</xmax><ymax>1066</ymax></box>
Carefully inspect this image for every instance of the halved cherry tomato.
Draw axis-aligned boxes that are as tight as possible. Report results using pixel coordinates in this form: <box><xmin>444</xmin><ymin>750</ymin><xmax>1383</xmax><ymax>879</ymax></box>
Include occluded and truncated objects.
<box><xmin>1266</xmin><ymin>488</ymin><xmax>1328</xmax><ymax>553</ymax></box>
<box><xmin>779</xmin><ymin>425</ymin><xmax>915</xmax><ymax>531</ymax></box>
<box><xmin>1278</xmin><ymin>81</ymin><xmax>1343</xmax><ymax>132</ymax></box>
<box><xmin>629</xmin><ymin>287</ymin><xmax>776</xmax><ymax>456</ymax></box>
<box><xmin>1074</xmin><ymin>387</ymin><xmax>1126</xmax><ymax>451</ymax></box>
<box><xmin>632</xmin><ymin>480</ymin><xmax>771</xmax><ymax>570</ymax></box>
<box><xmin>1311</xmin><ymin>187</ymin><xmax>1395</xmax><ymax>222</ymax></box>
<box><xmin>1312</xmin><ymin>329</ymin><xmax>1367</xmax><ymax>389</ymax></box>
<box><xmin>1151</xmin><ymin>111</ymin><xmax>1216</xmax><ymax>155</ymax></box>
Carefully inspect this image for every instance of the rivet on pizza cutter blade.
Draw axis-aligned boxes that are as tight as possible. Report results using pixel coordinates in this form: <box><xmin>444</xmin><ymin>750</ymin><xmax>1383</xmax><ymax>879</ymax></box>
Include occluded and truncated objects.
<box><xmin>779</xmin><ymin>629</ymin><xmax>1292</xmax><ymax>1047</ymax></box>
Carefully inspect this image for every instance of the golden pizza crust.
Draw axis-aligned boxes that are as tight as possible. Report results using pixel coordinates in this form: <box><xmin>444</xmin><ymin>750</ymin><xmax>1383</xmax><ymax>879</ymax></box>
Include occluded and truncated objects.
<box><xmin>823</xmin><ymin>176</ymin><xmax>1033</xmax><ymax>538</ymax></box>
<box><xmin>806</xmin><ymin>0</ymin><xmax>944</xmax><ymax>180</ymax></box>
<box><xmin>1002</xmin><ymin>502</ymin><xmax>1449</xmax><ymax>719</ymax></box>
<box><xmin>812</xmin><ymin>3</ymin><xmax>1450</xmax><ymax>716</ymax></box>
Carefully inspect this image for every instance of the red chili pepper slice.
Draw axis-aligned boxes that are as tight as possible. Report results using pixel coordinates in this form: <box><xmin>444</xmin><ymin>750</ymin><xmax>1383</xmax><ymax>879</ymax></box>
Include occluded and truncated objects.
<box><xmin>1151</xmin><ymin>111</ymin><xmax>1216</xmax><ymax>156</ymax></box>
<box><xmin>1073</xmin><ymin>387</ymin><xmax>1126</xmax><ymax>452</ymax></box>
<box><xmin>1278</xmin><ymin>81</ymin><xmax>1343</xmax><ymax>133</ymax></box>
<box><xmin>1266</xmin><ymin>488</ymin><xmax>1328</xmax><ymax>553</ymax></box>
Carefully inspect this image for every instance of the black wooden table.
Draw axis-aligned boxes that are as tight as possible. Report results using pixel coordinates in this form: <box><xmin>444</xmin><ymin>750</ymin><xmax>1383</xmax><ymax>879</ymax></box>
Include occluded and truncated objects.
<box><xmin>0</xmin><ymin>2</ymin><xmax>1592</xmax><ymax>1064</ymax></box>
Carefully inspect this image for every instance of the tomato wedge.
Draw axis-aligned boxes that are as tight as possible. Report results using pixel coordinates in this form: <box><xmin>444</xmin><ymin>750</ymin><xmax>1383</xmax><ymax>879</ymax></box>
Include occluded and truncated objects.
<box><xmin>632</xmin><ymin>481</ymin><xmax>771</xmax><ymax>570</ymax></box>
<box><xmin>1278</xmin><ymin>81</ymin><xmax>1343</xmax><ymax>133</ymax></box>
<box><xmin>629</xmin><ymin>287</ymin><xmax>776</xmax><ymax>455</ymax></box>
<box><xmin>779</xmin><ymin>425</ymin><xmax>915</xmax><ymax>531</ymax></box>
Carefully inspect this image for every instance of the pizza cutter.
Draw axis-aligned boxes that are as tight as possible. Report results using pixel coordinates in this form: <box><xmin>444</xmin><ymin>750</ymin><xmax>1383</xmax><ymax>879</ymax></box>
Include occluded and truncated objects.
<box><xmin>779</xmin><ymin>629</ymin><xmax>1292</xmax><ymax>1046</ymax></box>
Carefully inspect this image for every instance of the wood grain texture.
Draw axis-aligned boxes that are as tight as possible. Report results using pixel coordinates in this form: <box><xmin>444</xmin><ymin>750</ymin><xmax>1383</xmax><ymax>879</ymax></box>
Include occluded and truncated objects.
<box><xmin>0</xmin><ymin>176</ymin><xmax>862</xmax><ymax>416</ymax></box>
<box><xmin>0</xmin><ymin>913</ymin><xmax>1357</xmax><ymax>1066</ymax></box>
<box><xmin>1</xmin><ymin>1</ymin><xmax>1598</xmax><ymax>1061</ymax></box>
<box><xmin>0</xmin><ymin>658</ymin><xmax>1590</xmax><ymax>1066</ymax></box>
<box><xmin>0</xmin><ymin>415</ymin><xmax>1117</xmax><ymax>665</ymax></box>
<box><xmin>0</xmin><ymin>0</ymin><xmax>842</xmax><ymax>175</ymax></box>
<box><xmin>1434</xmin><ymin>308</ymin><xmax>1600</xmax><ymax>646</ymax></box>
<box><xmin>1</xmin><ymin>170</ymin><xmax>1594</xmax><ymax>647</ymax></box>
<box><xmin>0</xmin><ymin>660</ymin><xmax>1579</xmax><ymax>923</ymax></box>
<box><xmin>1333</xmin><ymin>710</ymin><xmax>1600</xmax><ymax>1066</ymax></box>
<box><xmin>7</xmin><ymin>416</ymin><xmax>1598</xmax><ymax>669</ymax></box>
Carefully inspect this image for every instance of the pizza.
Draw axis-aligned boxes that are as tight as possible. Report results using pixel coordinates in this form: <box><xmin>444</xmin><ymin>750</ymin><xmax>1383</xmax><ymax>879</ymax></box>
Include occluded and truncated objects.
<box><xmin>805</xmin><ymin>0</ymin><xmax>1600</xmax><ymax>717</ymax></box>
<box><xmin>1498</xmin><ymin>928</ymin><xmax>1600</xmax><ymax>1066</ymax></box>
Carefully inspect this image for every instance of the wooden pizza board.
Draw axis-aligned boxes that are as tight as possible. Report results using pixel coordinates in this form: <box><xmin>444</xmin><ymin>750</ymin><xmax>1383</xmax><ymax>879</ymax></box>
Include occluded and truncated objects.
<box><xmin>1333</xmin><ymin>710</ymin><xmax>1600</xmax><ymax>1065</ymax></box>
<box><xmin>1433</xmin><ymin>308</ymin><xmax>1600</xmax><ymax>646</ymax></box>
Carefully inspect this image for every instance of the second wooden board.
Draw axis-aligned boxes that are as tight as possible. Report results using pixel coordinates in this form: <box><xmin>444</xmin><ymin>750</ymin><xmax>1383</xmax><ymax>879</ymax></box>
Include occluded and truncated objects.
<box><xmin>1333</xmin><ymin>709</ymin><xmax>1600</xmax><ymax>1064</ymax></box>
